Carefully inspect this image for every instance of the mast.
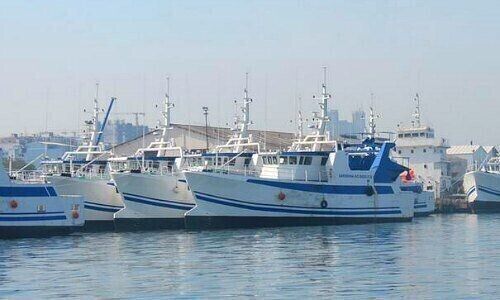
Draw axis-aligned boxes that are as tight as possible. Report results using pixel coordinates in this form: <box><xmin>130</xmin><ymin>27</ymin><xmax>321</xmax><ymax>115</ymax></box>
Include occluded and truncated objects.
<box><xmin>88</xmin><ymin>83</ymin><xmax>100</xmax><ymax>148</ymax></box>
<box><xmin>160</xmin><ymin>77</ymin><xmax>174</xmax><ymax>143</ymax></box>
<box><xmin>297</xmin><ymin>110</ymin><xmax>304</xmax><ymax>140</ymax></box>
<box><xmin>240</xmin><ymin>72</ymin><xmax>252</xmax><ymax>139</ymax></box>
<box><xmin>316</xmin><ymin>67</ymin><xmax>331</xmax><ymax>136</ymax></box>
<box><xmin>367</xmin><ymin>106</ymin><xmax>380</xmax><ymax>139</ymax></box>
<box><xmin>413</xmin><ymin>93</ymin><xmax>421</xmax><ymax>128</ymax></box>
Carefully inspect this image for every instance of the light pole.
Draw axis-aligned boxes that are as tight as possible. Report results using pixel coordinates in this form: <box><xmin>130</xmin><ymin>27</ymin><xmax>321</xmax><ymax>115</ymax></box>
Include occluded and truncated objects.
<box><xmin>202</xmin><ymin>106</ymin><xmax>209</xmax><ymax>151</ymax></box>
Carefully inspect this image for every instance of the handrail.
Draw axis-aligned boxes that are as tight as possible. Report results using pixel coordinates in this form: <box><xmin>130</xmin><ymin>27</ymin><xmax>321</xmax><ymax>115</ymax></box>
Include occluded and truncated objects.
<box><xmin>74</xmin><ymin>151</ymin><xmax>111</xmax><ymax>176</ymax></box>
<box><xmin>12</xmin><ymin>153</ymin><xmax>45</xmax><ymax>175</ymax></box>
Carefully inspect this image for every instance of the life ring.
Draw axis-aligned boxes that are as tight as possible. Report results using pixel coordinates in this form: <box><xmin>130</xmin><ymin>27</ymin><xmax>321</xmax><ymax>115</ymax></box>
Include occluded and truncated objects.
<box><xmin>10</xmin><ymin>200</ymin><xmax>18</xmax><ymax>209</ymax></box>
<box><xmin>320</xmin><ymin>199</ymin><xmax>328</xmax><ymax>208</ymax></box>
<box><xmin>366</xmin><ymin>186</ymin><xmax>375</xmax><ymax>196</ymax></box>
<box><xmin>278</xmin><ymin>192</ymin><xmax>286</xmax><ymax>201</ymax></box>
<box><xmin>72</xmin><ymin>210</ymin><xmax>80</xmax><ymax>219</ymax></box>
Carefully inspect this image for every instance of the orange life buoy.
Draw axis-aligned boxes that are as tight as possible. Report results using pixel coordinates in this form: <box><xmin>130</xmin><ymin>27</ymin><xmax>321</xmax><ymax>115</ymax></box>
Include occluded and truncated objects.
<box><xmin>278</xmin><ymin>192</ymin><xmax>286</xmax><ymax>201</ymax></box>
<box><xmin>10</xmin><ymin>200</ymin><xmax>18</xmax><ymax>209</ymax></box>
<box><xmin>72</xmin><ymin>210</ymin><xmax>80</xmax><ymax>219</ymax></box>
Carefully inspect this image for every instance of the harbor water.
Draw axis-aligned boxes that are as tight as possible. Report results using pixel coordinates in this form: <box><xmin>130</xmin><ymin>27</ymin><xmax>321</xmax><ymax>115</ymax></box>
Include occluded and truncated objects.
<box><xmin>1</xmin><ymin>214</ymin><xmax>499</xmax><ymax>298</ymax></box>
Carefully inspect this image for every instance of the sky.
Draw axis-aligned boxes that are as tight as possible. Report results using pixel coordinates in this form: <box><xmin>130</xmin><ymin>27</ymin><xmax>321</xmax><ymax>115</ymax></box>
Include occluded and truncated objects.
<box><xmin>0</xmin><ymin>0</ymin><xmax>499</xmax><ymax>145</ymax></box>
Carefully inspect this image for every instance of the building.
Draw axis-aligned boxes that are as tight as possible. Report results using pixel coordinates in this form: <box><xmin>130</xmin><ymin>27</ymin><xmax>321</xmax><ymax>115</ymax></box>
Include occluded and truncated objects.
<box><xmin>111</xmin><ymin>123</ymin><xmax>296</xmax><ymax>157</ymax></box>
<box><xmin>446</xmin><ymin>145</ymin><xmax>488</xmax><ymax>173</ymax></box>
<box><xmin>0</xmin><ymin>132</ymin><xmax>78</xmax><ymax>168</ymax></box>
<box><xmin>446</xmin><ymin>145</ymin><xmax>498</xmax><ymax>193</ymax></box>
<box><xmin>102</xmin><ymin>119</ymin><xmax>150</xmax><ymax>147</ymax></box>
<box><xmin>326</xmin><ymin>109</ymin><xmax>366</xmax><ymax>139</ymax></box>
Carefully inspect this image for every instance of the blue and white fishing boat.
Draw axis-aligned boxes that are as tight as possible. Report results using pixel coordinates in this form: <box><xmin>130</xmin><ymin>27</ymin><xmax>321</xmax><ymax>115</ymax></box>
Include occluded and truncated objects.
<box><xmin>184</xmin><ymin>74</ymin><xmax>415</xmax><ymax>228</ymax></box>
<box><xmin>109</xmin><ymin>78</ymin><xmax>260</xmax><ymax>229</ymax></box>
<box><xmin>0</xmin><ymin>164</ymin><xmax>84</xmax><ymax>238</ymax></box>
<box><xmin>41</xmin><ymin>90</ymin><xmax>123</xmax><ymax>230</ymax></box>
<box><xmin>109</xmin><ymin>81</ymin><xmax>195</xmax><ymax>229</ymax></box>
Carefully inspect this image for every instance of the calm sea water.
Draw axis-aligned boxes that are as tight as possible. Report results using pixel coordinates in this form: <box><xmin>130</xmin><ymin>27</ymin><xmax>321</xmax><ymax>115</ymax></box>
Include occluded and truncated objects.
<box><xmin>1</xmin><ymin>214</ymin><xmax>499</xmax><ymax>299</ymax></box>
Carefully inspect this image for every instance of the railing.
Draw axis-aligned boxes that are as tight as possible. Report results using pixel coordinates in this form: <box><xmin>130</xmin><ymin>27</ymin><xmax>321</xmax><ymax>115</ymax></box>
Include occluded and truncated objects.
<box><xmin>209</xmin><ymin>165</ymin><xmax>330</xmax><ymax>182</ymax></box>
<box><xmin>10</xmin><ymin>170</ymin><xmax>46</xmax><ymax>183</ymax></box>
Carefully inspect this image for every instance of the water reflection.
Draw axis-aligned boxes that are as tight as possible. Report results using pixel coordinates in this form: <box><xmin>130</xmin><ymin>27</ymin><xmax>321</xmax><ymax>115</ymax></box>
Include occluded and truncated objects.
<box><xmin>1</xmin><ymin>214</ymin><xmax>499</xmax><ymax>298</ymax></box>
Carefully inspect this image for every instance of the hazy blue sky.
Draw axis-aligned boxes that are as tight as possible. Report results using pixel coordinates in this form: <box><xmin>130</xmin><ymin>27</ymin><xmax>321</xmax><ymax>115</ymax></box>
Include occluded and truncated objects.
<box><xmin>1</xmin><ymin>0</ymin><xmax>499</xmax><ymax>145</ymax></box>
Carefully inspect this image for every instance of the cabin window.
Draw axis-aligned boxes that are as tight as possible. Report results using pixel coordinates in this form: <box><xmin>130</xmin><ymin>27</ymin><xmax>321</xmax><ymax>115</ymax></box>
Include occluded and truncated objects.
<box><xmin>410</xmin><ymin>150</ymin><xmax>414</xmax><ymax>154</ymax></box>
<box><xmin>420</xmin><ymin>132</ymin><xmax>426</xmax><ymax>137</ymax></box>
<box><xmin>398</xmin><ymin>150</ymin><xmax>402</xmax><ymax>155</ymax></box>
<box><xmin>299</xmin><ymin>156</ymin><xmax>305</xmax><ymax>165</ymax></box>
<box><xmin>424</xmin><ymin>164</ymin><xmax>427</xmax><ymax>169</ymax></box>
<box><xmin>412</xmin><ymin>133</ymin><xmax>419</xmax><ymax>137</ymax></box>
<box><xmin>320</xmin><ymin>157</ymin><xmax>328</xmax><ymax>166</ymax></box>
<box><xmin>289</xmin><ymin>156</ymin><xmax>297</xmax><ymax>165</ymax></box>
<box><xmin>427</xmin><ymin>185</ymin><xmax>433</xmax><ymax>190</ymax></box>
<box><xmin>398</xmin><ymin>134</ymin><xmax>403</xmax><ymax>138</ymax></box>
<box><xmin>244</xmin><ymin>158</ymin><xmax>251</xmax><ymax>166</ymax></box>
<box><xmin>423</xmin><ymin>149</ymin><xmax>427</xmax><ymax>153</ymax></box>
<box><xmin>279</xmin><ymin>156</ymin><xmax>288</xmax><ymax>165</ymax></box>
<box><xmin>223</xmin><ymin>157</ymin><xmax>229</xmax><ymax>164</ymax></box>
<box><xmin>304</xmin><ymin>156</ymin><xmax>312</xmax><ymax>165</ymax></box>
<box><xmin>262</xmin><ymin>156</ymin><xmax>268</xmax><ymax>164</ymax></box>
<box><xmin>228</xmin><ymin>159</ymin><xmax>236</xmax><ymax>166</ymax></box>
<box><xmin>404</xmin><ymin>133</ymin><xmax>411</xmax><ymax>138</ymax></box>
<box><xmin>272</xmin><ymin>156</ymin><xmax>278</xmax><ymax>165</ymax></box>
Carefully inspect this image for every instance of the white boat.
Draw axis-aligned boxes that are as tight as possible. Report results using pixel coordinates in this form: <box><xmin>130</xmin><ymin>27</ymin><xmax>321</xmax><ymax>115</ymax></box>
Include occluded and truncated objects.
<box><xmin>41</xmin><ymin>91</ymin><xmax>123</xmax><ymax>230</ymax></box>
<box><xmin>184</xmin><ymin>73</ymin><xmax>415</xmax><ymax>228</ymax></box>
<box><xmin>109</xmin><ymin>79</ymin><xmax>260</xmax><ymax>229</ymax></box>
<box><xmin>393</xmin><ymin>94</ymin><xmax>442</xmax><ymax>215</ymax></box>
<box><xmin>463</xmin><ymin>156</ymin><xmax>500</xmax><ymax>213</ymax></box>
<box><xmin>0</xmin><ymin>164</ymin><xmax>84</xmax><ymax>238</ymax></box>
<box><xmin>109</xmin><ymin>82</ymin><xmax>195</xmax><ymax>229</ymax></box>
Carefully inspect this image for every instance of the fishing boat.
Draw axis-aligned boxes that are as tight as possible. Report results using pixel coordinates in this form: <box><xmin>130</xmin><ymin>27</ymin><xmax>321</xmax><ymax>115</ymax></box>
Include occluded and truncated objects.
<box><xmin>109</xmin><ymin>81</ymin><xmax>195</xmax><ymax>230</ymax></box>
<box><xmin>184</xmin><ymin>72</ymin><xmax>415</xmax><ymax>229</ymax></box>
<box><xmin>0</xmin><ymin>164</ymin><xmax>84</xmax><ymax>238</ymax></box>
<box><xmin>40</xmin><ymin>89</ymin><xmax>123</xmax><ymax>230</ymax></box>
<box><xmin>463</xmin><ymin>156</ymin><xmax>500</xmax><ymax>213</ymax></box>
<box><xmin>109</xmin><ymin>78</ymin><xmax>260</xmax><ymax>229</ymax></box>
<box><xmin>394</xmin><ymin>94</ymin><xmax>449</xmax><ymax>207</ymax></box>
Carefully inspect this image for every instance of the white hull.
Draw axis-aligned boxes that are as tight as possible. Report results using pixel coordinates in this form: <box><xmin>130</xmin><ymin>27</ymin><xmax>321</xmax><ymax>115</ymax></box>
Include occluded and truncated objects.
<box><xmin>0</xmin><ymin>185</ymin><xmax>85</xmax><ymax>238</ymax></box>
<box><xmin>47</xmin><ymin>175</ymin><xmax>123</xmax><ymax>223</ymax></box>
<box><xmin>111</xmin><ymin>172</ymin><xmax>194</xmax><ymax>225</ymax></box>
<box><xmin>414</xmin><ymin>191</ymin><xmax>435</xmax><ymax>216</ymax></box>
<box><xmin>185</xmin><ymin>172</ymin><xmax>414</xmax><ymax>228</ymax></box>
<box><xmin>464</xmin><ymin>171</ymin><xmax>500</xmax><ymax>212</ymax></box>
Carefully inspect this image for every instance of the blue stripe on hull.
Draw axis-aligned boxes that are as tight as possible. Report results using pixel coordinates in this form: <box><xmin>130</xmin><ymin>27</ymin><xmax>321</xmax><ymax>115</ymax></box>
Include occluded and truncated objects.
<box><xmin>0</xmin><ymin>215</ymin><xmax>67</xmax><ymax>221</ymax></box>
<box><xmin>0</xmin><ymin>186</ymin><xmax>58</xmax><ymax>197</ymax></box>
<box><xmin>245</xmin><ymin>179</ymin><xmax>394</xmax><ymax>194</ymax></box>
<box><xmin>122</xmin><ymin>195</ymin><xmax>194</xmax><ymax>211</ymax></box>
<box><xmin>477</xmin><ymin>185</ymin><xmax>500</xmax><ymax>197</ymax></box>
<box><xmin>84</xmin><ymin>201</ymin><xmax>122</xmax><ymax>213</ymax></box>
<box><xmin>193</xmin><ymin>193</ymin><xmax>401</xmax><ymax>216</ymax></box>
<box><xmin>194</xmin><ymin>191</ymin><xmax>399</xmax><ymax>210</ymax></box>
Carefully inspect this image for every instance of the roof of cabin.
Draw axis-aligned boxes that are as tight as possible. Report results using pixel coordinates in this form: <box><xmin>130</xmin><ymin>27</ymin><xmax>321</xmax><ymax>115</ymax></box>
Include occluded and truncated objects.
<box><xmin>446</xmin><ymin>145</ymin><xmax>483</xmax><ymax>155</ymax></box>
